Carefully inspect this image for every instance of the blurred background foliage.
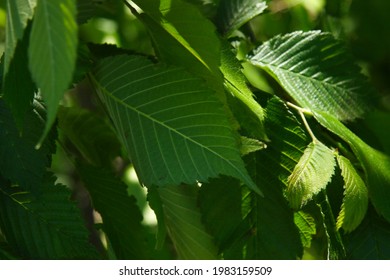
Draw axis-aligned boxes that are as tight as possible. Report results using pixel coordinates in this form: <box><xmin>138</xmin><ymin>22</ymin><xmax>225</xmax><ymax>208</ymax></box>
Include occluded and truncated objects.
<box><xmin>0</xmin><ymin>0</ymin><xmax>389</xmax><ymax>259</ymax></box>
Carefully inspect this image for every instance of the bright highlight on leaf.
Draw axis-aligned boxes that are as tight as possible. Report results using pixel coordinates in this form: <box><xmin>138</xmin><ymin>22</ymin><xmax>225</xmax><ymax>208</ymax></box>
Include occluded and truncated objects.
<box><xmin>336</xmin><ymin>154</ymin><xmax>368</xmax><ymax>232</ymax></box>
<box><xmin>91</xmin><ymin>54</ymin><xmax>260</xmax><ymax>194</ymax></box>
<box><xmin>28</xmin><ymin>0</ymin><xmax>78</xmax><ymax>145</ymax></box>
<box><xmin>249</xmin><ymin>31</ymin><xmax>374</xmax><ymax>121</ymax></box>
<box><xmin>287</xmin><ymin>141</ymin><xmax>336</xmax><ymax>209</ymax></box>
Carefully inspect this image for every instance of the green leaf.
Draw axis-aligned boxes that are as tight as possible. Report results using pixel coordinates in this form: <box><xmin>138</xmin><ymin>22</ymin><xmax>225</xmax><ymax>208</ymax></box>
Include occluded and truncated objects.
<box><xmin>4</xmin><ymin>0</ymin><xmax>37</xmax><ymax>73</ymax></box>
<box><xmin>220</xmin><ymin>43</ymin><xmax>267</xmax><ymax>140</ymax></box>
<box><xmin>156</xmin><ymin>184</ymin><xmax>218</xmax><ymax>259</ymax></box>
<box><xmin>345</xmin><ymin>206</ymin><xmax>390</xmax><ymax>260</ymax></box>
<box><xmin>0</xmin><ymin>99</ymin><xmax>56</xmax><ymax>193</ymax></box>
<box><xmin>3</xmin><ymin>23</ymin><xmax>36</xmax><ymax>129</ymax></box>
<box><xmin>240</xmin><ymin>136</ymin><xmax>266</xmax><ymax>156</ymax></box>
<box><xmin>316</xmin><ymin>190</ymin><xmax>346</xmax><ymax>259</ymax></box>
<box><xmin>0</xmin><ymin>175</ymin><xmax>99</xmax><ymax>259</ymax></box>
<box><xmin>287</xmin><ymin>141</ymin><xmax>336</xmax><ymax>209</ymax></box>
<box><xmin>314</xmin><ymin>110</ymin><xmax>390</xmax><ymax>223</ymax></box>
<box><xmin>76</xmin><ymin>0</ymin><xmax>99</xmax><ymax>24</ymax></box>
<box><xmin>336</xmin><ymin>154</ymin><xmax>368</xmax><ymax>232</ymax></box>
<box><xmin>216</xmin><ymin>0</ymin><xmax>267</xmax><ymax>36</ymax></box>
<box><xmin>131</xmin><ymin>0</ymin><xmax>220</xmax><ymax>75</ymax></box>
<box><xmin>294</xmin><ymin>211</ymin><xmax>316</xmax><ymax>248</ymax></box>
<box><xmin>199</xmin><ymin>177</ymin><xmax>245</xmax><ymax>259</ymax></box>
<box><xmin>28</xmin><ymin>0</ymin><xmax>78</xmax><ymax>144</ymax></box>
<box><xmin>249</xmin><ymin>31</ymin><xmax>374</xmax><ymax>121</ymax></box>
<box><xmin>91</xmin><ymin>54</ymin><xmax>259</xmax><ymax>193</ymax></box>
<box><xmin>78</xmin><ymin>165</ymin><xmax>149</xmax><ymax>259</ymax></box>
<box><xmin>58</xmin><ymin>107</ymin><xmax>121</xmax><ymax>167</ymax></box>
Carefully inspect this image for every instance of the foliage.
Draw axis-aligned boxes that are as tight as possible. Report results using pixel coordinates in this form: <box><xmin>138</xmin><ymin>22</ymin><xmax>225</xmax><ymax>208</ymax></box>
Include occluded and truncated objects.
<box><xmin>0</xmin><ymin>0</ymin><xmax>389</xmax><ymax>260</ymax></box>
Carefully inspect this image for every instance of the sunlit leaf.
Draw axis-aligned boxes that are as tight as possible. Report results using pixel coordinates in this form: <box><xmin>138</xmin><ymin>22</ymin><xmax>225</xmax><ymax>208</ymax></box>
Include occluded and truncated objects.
<box><xmin>287</xmin><ymin>141</ymin><xmax>336</xmax><ymax>209</ymax></box>
<box><xmin>294</xmin><ymin>211</ymin><xmax>316</xmax><ymax>248</ymax></box>
<box><xmin>314</xmin><ymin>110</ymin><xmax>390</xmax><ymax>223</ymax></box>
<box><xmin>4</xmin><ymin>0</ymin><xmax>37</xmax><ymax>73</ymax></box>
<box><xmin>249</xmin><ymin>31</ymin><xmax>374</xmax><ymax>121</ymax></box>
<box><xmin>91</xmin><ymin>54</ymin><xmax>259</xmax><ymax>193</ymax></box>
<box><xmin>336</xmin><ymin>154</ymin><xmax>368</xmax><ymax>232</ymax></box>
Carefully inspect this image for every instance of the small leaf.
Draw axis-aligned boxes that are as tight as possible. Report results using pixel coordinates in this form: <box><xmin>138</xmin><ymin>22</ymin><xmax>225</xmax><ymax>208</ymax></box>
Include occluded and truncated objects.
<box><xmin>249</xmin><ymin>31</ymin><xmax>374</xmax><ymax>121</ymax></box>
<box><xmin>216</xmin><ymin>0</ymin><xmax>267</xmax><ymax>36</ymax></box>
<box><xmin>287</xmin><ymin>141</ymin><xmax>336</xmax><ymax>209</ymax></box>
<box><xmin>240</xmin><ymin>136</ymin><xmax>266</xmax><ymax>156</ymax></box>
<box><xmin>294</xmin><ymin>211</ymin><xmax>316</xmax><ymax>248</ymax></box>
<box><xmin>336</xmin><ymin>154</ymin><xmax>368</xmax><ymax>232</ymax></box>
<box><xmin>157</xmin><ymin>184</ymin><xmax>219</xmax><ymax>259</ymax></box>
<box><xmin>91</xmin><ymin>54</ymin><xmax>259</xmax><ymax>193</ymax></box>
<box><xmin>4</xmin><ymin>0</ymin><xmax>37</xmax><ymax>73</ymax></box>
<box><xmin>29</xmin><ymin>0</ymin><xmax>78</xmax><ymax>143</ymax></box>
<box><xmin>314</xmin><ymin>110</ymin><xmax>390</xmax><ymax>223</ymax></box>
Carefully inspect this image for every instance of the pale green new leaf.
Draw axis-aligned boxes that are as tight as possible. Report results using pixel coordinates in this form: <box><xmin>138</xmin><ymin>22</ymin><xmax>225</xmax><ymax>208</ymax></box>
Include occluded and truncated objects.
<box><xmin>4</xmin><ymin>0</ymin><xmax>37</xmax><ymax>73</ymax></box>
<box><xmin>314</xmin><ymin>110</ymin><xmax>390</xmax><ymax>222</ymax></box>
<box><xmin>287</xmin><ymin>141</ymin><xmax>336</xmax><ymax>209</ymax></box>
<box><xmin>29</xmin><ymin>0</ymin><xmax>78</xmax><ymax>144</ymax></box>
<box><xmin>158</xmin><ymin>185</ymin><xmax>218</xmax><ymax>259</ymax></box>
<box><xmin>336</xmin><ymin>154</ymin><xmax>368</xmax><ymax>232</ymax></box>
<box><xmin>216</xmin><ymin>0</ymin><xmax>267</xmax><ymax>36</ymax></box>
<box><xmin>249</xmin><ymin>31</ymin><xmax>374</xmax><ymax>121</ymax></box>
<box><xmin>0</xmin><ymin>175</ymin><xmax>99</xmax><ymax>259</ymax></box>
<box><xmin>294</xmin><ymin>211</ymin><xmax>316</xmax><ymax>248</ymax></box>
<box><xmin>91</xmin><ymin>55</ymin><xmax>259</xmax><ymax>193</ymax></box>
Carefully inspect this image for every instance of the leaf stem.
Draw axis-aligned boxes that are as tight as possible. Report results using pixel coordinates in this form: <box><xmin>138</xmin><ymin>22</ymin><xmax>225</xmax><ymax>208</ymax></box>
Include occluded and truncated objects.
<box><xmin>286</xmin><ymin>102</ymin><xmax>317</xmax><ymax>142</ymax></box>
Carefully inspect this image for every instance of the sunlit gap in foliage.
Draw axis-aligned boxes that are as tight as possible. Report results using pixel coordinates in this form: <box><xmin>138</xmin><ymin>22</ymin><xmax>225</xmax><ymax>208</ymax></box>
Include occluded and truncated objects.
<box><xmin>125</xmin><ymin>166</ymin><xmax>157</xmax><ymax>227</ymax></box>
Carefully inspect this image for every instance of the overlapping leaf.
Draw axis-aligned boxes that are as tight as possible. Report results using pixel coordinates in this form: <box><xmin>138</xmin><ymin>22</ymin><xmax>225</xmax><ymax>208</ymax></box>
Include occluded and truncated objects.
<box><xmin>4</xmin><ymin>0</ymin><xmax>37</xmax><ymax>73</ymax></box>
<box><xmin>0</xmin><ymin>175</ymin><xmax>99</xmax><ymax>259</ymax></box>
<box><xmin>0</xmin><ymin>99</ymin><xmax>56</xmax><ymax>193</ymax></box>
<box><xmin>336</xmin><ymin>154</ymin><xmax>368</xmax><ymax>232</ymax></box>
<box><xmin>249</xmin><ymin>31</ymin><xmax>374</xmax><ymax>121</ymax></box>
<box><xmin>216</xmin><ymin>0</ymin><xmax>267</xmax><ymax>36</ymax></box>
<box><xmin>287</xmin><ymin>141</ymin><xmax>336</xmax><ymax>209</ymax></box>
<box><xmin>29</xmin><ymin>0</ymin><xmax>78</xmax><ymax>143</ymax></box>
<box><xmin>78</xmin><ymin>165</ymin><xmax>149</xmax><ymax>259</ymax></box>
<box><xmin>156</xmin><ymin>184</ymin><xmax>218</xmax><ymax>259</ymax></box>
<box><xmin>91</xmin><ymin>54</ymin><xmax>258</xmax><ymax>192</ymax></box>
<box><xmin>346</xmin><ymin>207</ymin><xmax>390</xmax><ymax>260</ymax></box>
<box><xmin>58</xmin><ymin>107</ymin><xmax>121</xmax><ymax>167</ymax></box>
<box><xmin>294</xmin><ymin>211</ymin><xmax>316</xmax><ymax>248</ymax></box>
<box><xmin>314</xmin><ymin>110</ymin><xmax>390</xmax><ymax>223</ymax></box>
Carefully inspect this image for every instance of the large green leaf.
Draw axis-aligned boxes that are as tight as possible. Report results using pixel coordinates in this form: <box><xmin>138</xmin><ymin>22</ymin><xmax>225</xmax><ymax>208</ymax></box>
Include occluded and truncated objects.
<box><xmin>78</xmin><ymin>165</ymin><xmax>149</xmax><ymax>259</ymax></box>
<box><xmin>91</xmin><ymin>54</ymin><xmax>259</xmax><ymax>193</ymax></box>
<box><xmin>336</xmin><ymin>154</ymin><xmax>368</xmax><ymax>232</ymax></box>
<box><xmin>216</xmin><ymin>0</ymin><xmax>267</xmax><ymax>36</ymax></box>
<box><xmin>249</xmin><ymin>31</ymin><xmax>374</xmax><ymax>121</ymax></box>
<box><xmin>28</xmin><ymin>0</ymin><xmax>78</xmax><ymax>143</ymax></box>
<box><xmin>4</xmin><ymin>0</ymin><xmax>37</xmax><ymax>73</ymax></box>
<box><xmin>0</xmin><ymin>99</ymin><xmax>56</xmax><ymax>193</ymax></box>
<box><xmin>0</xmin><ymin>175</ymin><xmax>99</xmax><ymax>259</ymax></box>
<box><xmin>314</xmin><ymin>110</ymin><xmax>390</xmax><ymax>223</ymax></box>
<box><xmin>3</xmin><ymin>24</ymin><xmax>36</xmax><ymax>129</ymax></box>
<box><xmin>345</xmin><ymin>206</ymin><xmax>390</xmax><ymax>259</ymax></box>
<box><xmin>156</xmin><ymin>184</ymin><xmax>218</xmax><ymax>259</ymax></box>
<box><xmin>287</xmin><ymin>141</ymin><xmax>336</xmax><ymax>209</ymax></box>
